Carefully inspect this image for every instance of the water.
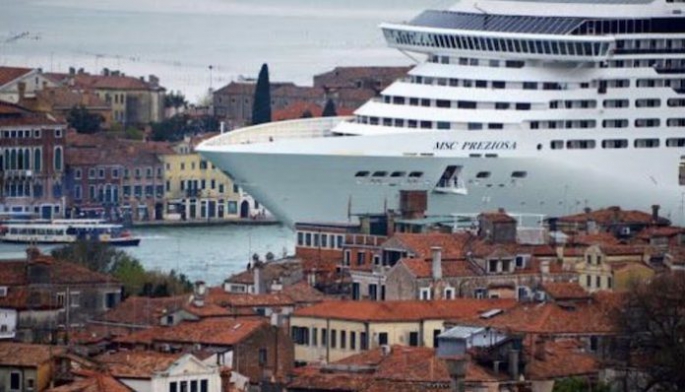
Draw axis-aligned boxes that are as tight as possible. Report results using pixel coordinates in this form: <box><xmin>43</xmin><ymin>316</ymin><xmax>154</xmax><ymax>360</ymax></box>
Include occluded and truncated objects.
<box><xmin>0</xmin><ymin>224</ymin><xmax>295</xmax><ymax>285</ymax></box>
<box><xmin>1</xmin><ymin>0</ymin><xmax>450</xmax><ymax>102</ymax></box>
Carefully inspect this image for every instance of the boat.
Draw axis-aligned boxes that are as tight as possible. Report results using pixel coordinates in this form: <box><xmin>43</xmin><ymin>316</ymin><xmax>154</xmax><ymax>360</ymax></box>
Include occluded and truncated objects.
<box><xmin>0</xmin><ymin>219</ymin><xmax>141</xmax><ymax>246</ymax></box>
<box><xmin>198</xmin><ymin>0</ymin><xmax>685</xmax><ymax>227</ymax></box>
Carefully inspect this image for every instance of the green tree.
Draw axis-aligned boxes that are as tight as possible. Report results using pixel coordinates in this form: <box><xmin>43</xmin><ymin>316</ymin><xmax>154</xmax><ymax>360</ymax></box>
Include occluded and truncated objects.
<box><xmin>613</xmin><ymin>272</ymin><xmax>685</xmax><ymax>391</ymax></box>
<box><xmin>52</xmin><ymin>241</ymin><xmax>193</xmax><ymax>298</ymax></box>
<box><xmin>552</xmin><ymin>378</ymin><xmax>611</xmax><ymax>392</ymax></box>
<box><xmin>322</xmin><ymin>99</ymin><xmax>337</xmax><ymax>117</ymax></box>
<box><xmin>151</xmin><ymin>115</ymin><xmax>187</xmax><ymax>142</ymax></box>
<box><xmin>164</xmin><ymin>91</ymin><xmax>187</xmax><ymax>109</ymax></box>
<box><xmin>251</xmin><ymin>63</ymin><xmax>271</xmax><ymax>125</ymax></box>
<box><xmin>67</xmin><ymin>105</ymin><xmax>104</xmax><ymax>134</ymax></box>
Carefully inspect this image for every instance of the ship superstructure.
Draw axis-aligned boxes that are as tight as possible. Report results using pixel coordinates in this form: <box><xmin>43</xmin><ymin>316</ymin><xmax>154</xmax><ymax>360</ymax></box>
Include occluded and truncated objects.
<box><xmin>199</xmin><ymin>0</ymin><xmax>685</xmax><ymax>226</ymax></box>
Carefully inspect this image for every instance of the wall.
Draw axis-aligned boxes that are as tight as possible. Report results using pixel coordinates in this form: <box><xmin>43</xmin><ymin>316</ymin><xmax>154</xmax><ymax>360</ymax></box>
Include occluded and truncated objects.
<box><xmin>233</xmin><ymin>324</ymin><xmax>293</xmax><ymax>383</ymax></box>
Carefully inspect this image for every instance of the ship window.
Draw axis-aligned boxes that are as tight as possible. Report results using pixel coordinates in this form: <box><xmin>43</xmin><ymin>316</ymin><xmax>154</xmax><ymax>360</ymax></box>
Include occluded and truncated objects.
<box><xmin>409</xmin><ymin>98</ymin><xmax>419</xmax><ymax>106</ymax></box>
<box><xmin>408</xmin><ymin>172</ymin><xmax>423</xmax><ymax>178</ymax></box>
<box><xmin>667</xmin><ymin>138</ymin><xmax>685</xmax><ymax>147</ymax></box>
<box><xmin>390</xmin><ymin>171</ymin><xmax>406</xmax><ymax>177</ymax></box>
<box><xmin>634</xmin><ymin>138</ymin><xmax>660</xmax><ymax>148</ymax></box>
<box><xmin>511</xmin><ymin>171</ymin><xmax>527</xmax><ymax>178</ymax></box>
<box><xmin>488</xmin><ymin>123</ymin><xmax>503</xmax><ymax>130</ymax></box>
<box><xmin>602</xmin><ymin>139</ymin><xmax>628</xmax><ymax>149</ymax></box>
<box><xmin>515</xmin><ymin>103</ymin><xmax>531</xmax><ymax>110</ymax></box>
<box><xmin>666</xmin><ymin>137</ymin><xmax>685</xmax><ymax>147</ymax></box>
<box><xmin>636</xmin><ymin>98</ymin><xmax>660</xmax><ymax>108</ymax></box>
<box><xmin>667</xmin><ymin>118</ymin><xmax>685</xmax><ymax>127</ymax></box>
<box><xmin>602</xmin><ymin>119</ymin><xmax>629</xmax><ymax>128</ymax></box>
<box><xmin>492</xmin><ymin>81</ymin><xmax>505</xmax><ymax>89</ymax></box>
<box><xmin>668</xmin><ymin>98</ymin><xmax>685</xmax><ymax>107</ymax></box>
<box><xmin>372</xmin><ymin>171</ymin><xmax>387</xmax><ymax>177</ymax></box>
<box><xmin>467</xmin><ymin>123</ymin><xmax>483</xmax><ymax>131</ymax></box>
<box><xmin>436</xmin><ymin>100</ymin><xmax>451</xmax><ymax>108</ymax></box>
<box><xmin>566</xmin><ymin>140</ymin><xmax>596</xmax><ymax>149</ymax></box>
<box><xmin>603</xmin><ymin>99</ymin><xmax>629</xmax><ymax>108</ymax></box>
<box><xmin>495</xmin><ymin>102</ymin><xmax>510</xmax><ymax>110</ymax></box>
<box><xmin>635</xmin><ymin>118</ymin><xmax>660</xmax><ymax>128</ymax></box>
<box><xmin>355</xmin><ymin>171</ymin><xmax>370</xmax><ymax>177</ymax></box>
<box><xmin>420</xmin><ymin>121</ymin><xmax>432</xmax><ymax>129</ymax></box>
<box><xmin>408</xmin><ymin>120</ymin><xmax>418</xmax><ymax>129</ymax></box>
<box><xmin>476</xmin><ymin>171</ymin><xmax>491</xmax><ymax>179</ymax></box>
<box><xmin>551</xmin><ymin>140</ymin><xmax>564</xmax><ymax>150</ymax></box>
<box><xmin>458</xmin><ymin>101</ymin><xmax>477</xmax><ymax>109</ymax></box>
<box><xmin>437</xmin><ymin>122</ymin><xmax>451</xmax><ymax>130</ymax></box>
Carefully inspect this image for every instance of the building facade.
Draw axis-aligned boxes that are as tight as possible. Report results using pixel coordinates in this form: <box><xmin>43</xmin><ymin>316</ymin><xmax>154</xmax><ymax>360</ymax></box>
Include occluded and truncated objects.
<box><xmin>0</xmin><ymin>101</ymin><xmax>66</xmax><ymax>218</ymax></box>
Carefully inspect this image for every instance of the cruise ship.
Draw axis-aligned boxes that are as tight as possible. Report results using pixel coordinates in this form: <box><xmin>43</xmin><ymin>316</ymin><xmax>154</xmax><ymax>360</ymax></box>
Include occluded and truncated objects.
<box><xmin>199</xmin><ymin>0</ymin><xmax>685</xmax><ymax>227</ymax></box>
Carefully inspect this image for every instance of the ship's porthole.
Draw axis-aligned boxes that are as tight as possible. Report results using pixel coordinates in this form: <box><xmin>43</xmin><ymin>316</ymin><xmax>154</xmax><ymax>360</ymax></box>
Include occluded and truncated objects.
<box><xmin>537</xmin><ymin>143</ymin><xmax>542</xmax><ymax>150</ymax></box>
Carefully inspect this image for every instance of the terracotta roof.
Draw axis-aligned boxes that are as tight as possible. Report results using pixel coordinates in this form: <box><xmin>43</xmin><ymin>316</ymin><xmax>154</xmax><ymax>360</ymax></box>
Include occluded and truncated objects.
<box><xmin>97</xmin><ymin>295</ymin><xmax>190</xmax><ymax>326</ymax></box>
<box><xmin>558</xmin><ymin>206</ymin><xmax>668</xmax><ymax>226</ymax></box>
<box><xmin>636</xmin><ymin>226</ymin><xmax>685</xmax><ymax>240</ymax></box>
<box><xmin>470</xmin><ymin>293</ymin><xmax>622</xmax><ymax>335</ymax></box>
<box><xmin>279</xmin><ymin>281</ymin><xmax>327</xmax><ymax>304</ymax></box>
<box><xmin>479</xmin><ymin>211</ymin><xmax>517</xmax><ymax>224</ymax></box>
<box><xmin>46</xmin><ymin>370</ymin><xmax>133</xmax><ymax>392</ymax></box>
<box><xmin>116</xmin><ymin>318</ymin><xmax>267</xmax><ymax>347</ymax></box>
<box><xmin>69</xmin><ymin>325</ymin><xmax>132</xmax><ymax>345</ymax></box>
<box><xmin>541</xmin><ymin>282</ymin><xmax>589</xmax><ymax>301</ymax></box>
<box><xmin>0</xmin><ymin>66</ymin><xmax>33</xmax><ymax>86</ymax></box>
<box><xmin>0</xmin><ymin>257</ymin><xmax>118</xmax><ymax>286</ymax></box>
<box><xmin>65</xmin><ymin>134</ymin><xmax>172</xmax><ymax>166</ymax></box>
<box><xmin>293</xmin><ymin>298</ymin><xmax>517</xmax><ymax>323</ymax></box>
<box><xmin>526</xmin><ymin>339</ymin><xmax>600</xmax><ymax>380</ymax></box>
<box><xmin>400</xmin><ymin>258</ymin><xmax>477</xmax><ymax>278</ymax></box>
<box><xmin>207</xmin><ymin>287</ymin><xmax>295</xmax><ymax>308</ymax></box>
<box><xmin>183</xmin><ymin>301</ymin><xmax>233</xmax><ymax>318</ymax></box>
<box><xmin>0</xmin><ymin>101</ymin><xmax>63</xmax><ymax>126</ymax></box>
<box><xmin>0</xmin><ymin>342</ymin><xmax>65</xmax><ymax>367</ymax></box>
<box><xmin>0</xmin><ymin>286</ymin><xmax>58</xmax><ymax>310</ymax></box>
<box><xmin>95</xmin><ymin>351</ymin><xmax>183</xmax><ymax>379</ymax></box>
<box><xmin>382</xmin><ymin>232</ymin><xmax>473</xmax><ymax>259</ymax></box>
<box><xmin>68</xmin><ymin>73</ymin><xmax>157</xmax><ymax>91</ymax></box>
<box><xmin>225</xmin><ymin>260</ymin><xmax>301</xmax><ymax>285</ymax></box>
<box><xmin>32</xmin><ymin>87</ymin><xmax>110</xmax><ymax>110</ymax></box>
<box><xmin>568</xmin><ymin>232</ymin><xmax>620</xmax><ymax>247</ymax></box>
<box><xmin>289</xmin><ymin>345</ymin><xmax>502</xmax><ymax>392</ymax></box>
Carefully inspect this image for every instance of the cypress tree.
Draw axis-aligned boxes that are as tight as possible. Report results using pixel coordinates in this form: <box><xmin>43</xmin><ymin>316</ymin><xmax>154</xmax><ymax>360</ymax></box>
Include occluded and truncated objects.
<box><xmin>251</xmin><ymin>63</ymin><xmax>272</xmax><ymax>125</ymax></box>
<box><xmin>322</xmin><ymin>98</ymin><xmax>337</xmax><ymax>117</ymax></box>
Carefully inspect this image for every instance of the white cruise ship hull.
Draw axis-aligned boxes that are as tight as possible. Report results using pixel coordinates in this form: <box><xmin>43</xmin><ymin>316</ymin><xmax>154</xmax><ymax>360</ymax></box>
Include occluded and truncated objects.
<box><xmin>200</xmin><ymin>125</ymin><xmax>685</xmax><ymax>226</ymax></box>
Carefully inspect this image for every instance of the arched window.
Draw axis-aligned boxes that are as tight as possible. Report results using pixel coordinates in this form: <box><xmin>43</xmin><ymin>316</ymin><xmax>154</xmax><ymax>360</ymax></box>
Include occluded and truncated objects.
<box><xmin>17</xmin><ymin>148</ymin><xmax>23</xmax><ymax>170</ymax></box>
<box><xmin>10</xmin><ymin>149</ymin><xmax>17</xmax><ymax>170</ymax></box>
<box><xmin>24</xmin><ymin>149</ymin><xmax>30</xmax><ymax>170</ymax></box>
<box><xmin>54</xmin><ymin>147</ymin><xmax>63</xmax><ymax>171</ymax></box>
<box><xmin>34</xmin><ymin>148</ymin><xmax>41</xmax><ymax>171</ymax></box>
<box><xmin>3</xmin><ymin>149</ymin><xmax>8</xmax><ymax>170</ymax></box>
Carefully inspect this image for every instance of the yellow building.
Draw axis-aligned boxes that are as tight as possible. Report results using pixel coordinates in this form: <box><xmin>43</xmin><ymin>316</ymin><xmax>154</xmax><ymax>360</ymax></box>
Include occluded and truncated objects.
<box><xmin>161</xmin><ymin>135</ymin><xmax>246</xmax><ymax>221</ymax></box>
<box><xmin>289</xmin><ymin>299</ymin><xmax>516</xmax><ymax>364</ymax></box>
<box><xmin>572</xmin><ymin>244</ymin><xmax>652</xmax><ymax>292</ymax></box>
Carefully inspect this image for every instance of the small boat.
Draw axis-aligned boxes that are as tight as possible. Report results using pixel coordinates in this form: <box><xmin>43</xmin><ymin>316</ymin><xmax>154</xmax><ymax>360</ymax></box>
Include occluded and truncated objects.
<box><xmin>0</xmin><ymin>219</ymin><xmax>141</xmax><ymax>246</ymax></box>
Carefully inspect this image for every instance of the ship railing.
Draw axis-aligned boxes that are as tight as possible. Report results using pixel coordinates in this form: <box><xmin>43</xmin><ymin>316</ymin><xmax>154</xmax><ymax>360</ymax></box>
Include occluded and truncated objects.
<box><xmin>201</xmin><ymin>116</ymin><xmax>354</xmax><ymax>147</ymax></box>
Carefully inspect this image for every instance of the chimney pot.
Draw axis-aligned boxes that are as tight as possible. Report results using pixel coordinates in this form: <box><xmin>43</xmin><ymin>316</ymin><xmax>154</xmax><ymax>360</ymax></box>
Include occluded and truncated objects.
<box><xmin>652</xmin><ymin>204</ymin><xmax>660</xmax><ymax>222</ymax></box>
<box><xmin>431</xmin><ymin>246</ymin><xmax>442</xmax><ymax>281</ymax></box>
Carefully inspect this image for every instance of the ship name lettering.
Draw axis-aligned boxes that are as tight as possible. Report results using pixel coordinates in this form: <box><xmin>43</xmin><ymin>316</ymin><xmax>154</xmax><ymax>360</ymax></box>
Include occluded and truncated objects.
<box><xmin>434</xmin><ymin>141</ymin><xmax>517</xmax><ymax>151</ymax></box>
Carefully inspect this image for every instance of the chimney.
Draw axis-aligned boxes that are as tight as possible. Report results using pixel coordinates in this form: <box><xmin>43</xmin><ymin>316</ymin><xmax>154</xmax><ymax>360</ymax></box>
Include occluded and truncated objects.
<box><xmin>26</xmin><ymin>247</ymin><xmax>40</xmax><ymax>263</ymax></box>
<box><xmin>193</xmin><ymin>281</ymin><xmax>206</xmax><ymax>307</ymax></box>
<box><xmin>652</xmin><ymin>204</ymin><xmax>660</xmax><ymax>222</ymax></box>
<box><xmin>431</xmin><ymin>246</ymin><xmax>443</xmax><ymax>280</ymax></box>
<box><xmin>69</xmin><ymin>67</ymin><xmax>76</xmax><ymax>75</ymax></box>
<box><xmin>17</xmin><ymin>82</ymin><xmax>26</xmax><ymax>100</ymax></box>
<box><xmin>548</xmin><ymin>217</ymin><xmax>558</xmax><ymax>232</ymax></box>
<box><xmin>149</xmin><ymin>75</ymin><xmax>159</xmax><ymax>87</ymax></box>
<box><xmin>584</xmin><ymin>207</ymin><xmax>592</xmax><ymax>214</ymax></box>
<box><xmin>508</xmin><ymin>350</ymin><xmax>520</xmax><ymax>380</ymax></box>
<box><xmin>78</xmin><ymin>68</ymin><xmax>84</xmax><ymax>75</ymax></box>
<box><xmin>254</xmin><ymin>260</ymin><xmax>264</xmax><ymax>294</ymax></box>
<box><xmin>540</xmin><ymin>260</ymin><xmax>550</xmax><ymax>276</ymax></box>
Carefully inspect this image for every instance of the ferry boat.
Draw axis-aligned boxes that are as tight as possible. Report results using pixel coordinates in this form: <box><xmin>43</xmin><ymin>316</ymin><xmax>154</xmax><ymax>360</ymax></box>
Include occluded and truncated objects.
<box><xmin>198</xmin><ymin>0</ymin><xmax>685</xmax><ymax>227</ymax></box>
<box><xmin>0</xmin><ymin>220</ymin><xmax>141</xmax><ymax>246</ymax></box>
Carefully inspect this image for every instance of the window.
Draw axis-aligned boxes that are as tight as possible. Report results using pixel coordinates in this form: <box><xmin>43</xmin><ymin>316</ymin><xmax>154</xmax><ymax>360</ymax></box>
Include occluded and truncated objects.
<box><xmin>180</xmin><ymin>381</ymin><xmax>188</xmax><ymax>392</ymax></box>
<box><xmin>70</xmin><ymin>292</ymin><xmax>80</xmax><ymax>308</ymax></box>
<box><xmin>566</xmin><ymin>140</ymin><xmax>596</xmax><ymax>149</ymax></box>
<box><xmin>312</xmin><ymin>328</ymin><xmax>318</xmax><ymax>346</ymax></box>
<box><xmin>602</xmin><ymin>139</ymin><xmax>628</xmax><ymax>149</ymax></box>
<box><xmin>634</xmin><ymin>138</ymin><xmax>660</xmax><ymax>148</ymax></box>
<box><xmin>409</xmin><ymin>331</ymin><xmax>419</xmax><ymax>346</ymax></box>
<box><xmin>511</xmin><ymin>171</ymin><xmax>527</xmax><ymax>178</ymax></box>
<box><xmin>322</xmin><ymin>328</ymin><xmax>328</xmax><ymax>346</ymax></box>
<box><xmin>357</xmin><ymin>251</ymin><xmax>365</xmax><ymax>266</ymax></box>
<box><xmin>361</xmin><ymin>332</ymin><xmax>368</xmax><ymax>350</ymax></box>
<box><xmin>259</xmin><ymin>348</ymin><xmax>267</xmax><ymax>365</ymax></box>
<box><xmin>190</xmin><ymin>380</ymin><xmax>198</xmax><ymax>392</ymax></box>
<box><xmin>420</xmin><ymin>287</ymin><xmax>432</xmax><ymax>300</ymax></box>
<box><xmin>169</xmin><ymin>382</ymin><xmax>178</xmax><ymax>392</ymax></box>
<box><xmin>550</xmin><ymin>140</ymin><xmax>564</xmax><ymax>150</ymax></box>
<box><xmin>10</xmin><ymin>371</ymin><xmax>21</xmax><ymax>391</ymax></box>
<box><xmin>200</xmin><ymin>380</ymin><xmax>208</xmax><ymax>392</ymax></box>
<box><xmin>444</xmin><ymin>287</ymin><xmax>455</xmax><ymax>299</ymax></box>
<box><xmin>667</xmin><ymin>138</ymin><xmax>685</xmax><ymax>147</ymax></box>
<box><xmin>54</xmin><ymin>146</ymin><xmax>63</xmax><ymax>171</ymax></box>
<box><xmin>378</xmin><ymin>332</ymin><xmax>388</xmax><ymax>345</ymax></box>
<box><xmin>341</xmin><ymin>330</ymin><xmax>347</xmax><ymax>349</ymax></box>
<box><xmin>635</xmin><ymin>118</ymin><xmax>660</xmax><ymax>128</ymax></box>
<box><xmin>475</xmin><ymin>171</ymin><xmax>490</xmax><ymax>179</ymax></box>
<box><xmin>355</xmin><ymin>171</ymin><xmax>369</xmax><ymax>178</ymax></box>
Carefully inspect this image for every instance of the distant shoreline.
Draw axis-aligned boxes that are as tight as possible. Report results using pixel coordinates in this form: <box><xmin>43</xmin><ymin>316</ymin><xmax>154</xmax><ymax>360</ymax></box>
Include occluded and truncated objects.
<box><xmin>131</xmin><ymin>218</ymin><xmax>281</xmax><ymax>228</ymax></box>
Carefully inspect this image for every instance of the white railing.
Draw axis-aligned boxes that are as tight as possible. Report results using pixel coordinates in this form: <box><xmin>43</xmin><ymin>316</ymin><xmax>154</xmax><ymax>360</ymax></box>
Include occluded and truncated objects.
<box><xmin>201</xmin><ymin>116</ymin><xmax>354</xmax><ymax>147</ymax></box>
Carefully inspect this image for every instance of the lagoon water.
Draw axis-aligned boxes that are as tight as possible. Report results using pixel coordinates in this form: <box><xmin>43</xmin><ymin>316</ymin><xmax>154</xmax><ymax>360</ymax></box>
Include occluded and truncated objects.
<box><xmin>1</xmin><ymin>0</ymin><xmax>450</xmax><ymax>101</ymax></box>
<box><xmin>0</xmin><ymin>224</ymin><xmax>295</xmax><ymax>285</ymax></box>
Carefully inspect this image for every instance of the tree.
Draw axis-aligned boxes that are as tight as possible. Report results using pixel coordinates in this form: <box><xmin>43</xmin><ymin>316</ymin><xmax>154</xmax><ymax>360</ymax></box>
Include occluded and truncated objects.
<box><xmin>67</xmin><ymin>105</ymin><xmax>104</xmax><ymax>134</ymax></box>
<box><xmin>52</xmin><ymin>241</ymin><xmax>193</xmax><ymax>298</ymax></box>
<box><xmin>251</xmin><ymin>63</ymin><xmax>271</xmax><ymax>125</ymax></box>
<box><xmin>164</xmin><ymin>91</ymin><xmax>187</xmax><ymax>109</ymax></box>
<box><xmin>322</xmin><ymin>99</ymin><xmax>337</xmax><ymax>117</ymax></box>
<box><xmin>552</xmin><ymin>377</ymin><xmax>611</xmax><ymax>392</ymax></box>
<box><xmin>612</xmin><ymin>272</ymin><xmax>685</xmax><ymax>391</ymax></box>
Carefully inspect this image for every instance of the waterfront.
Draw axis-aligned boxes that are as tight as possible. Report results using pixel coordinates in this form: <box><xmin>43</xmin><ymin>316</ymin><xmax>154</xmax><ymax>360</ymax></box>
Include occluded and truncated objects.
<box><xmin>1</xmin><ymin>0</ymin><xmax>448</xmax><ymax>101</ymax></box>
<box><xmin>0</xmin><ymin>223</ymin><xmax>295</xmax><ymax>285</ymax></box>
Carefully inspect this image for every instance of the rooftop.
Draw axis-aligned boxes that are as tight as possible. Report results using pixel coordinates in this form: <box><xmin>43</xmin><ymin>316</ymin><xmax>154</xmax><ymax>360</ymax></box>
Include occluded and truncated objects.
<box><xmin>97</xmin><ymin>295</ymin><xmax>190</xmax><ymax>327</ymax></box>
<box><xmin>293</xmin><ymin>298</ymin><xmax>517</xmax><ymax>323</ymax></box>
<box><xmin>95</xmin><ymin>351</ymin><xmax>183</xmax><ymax>379</ymax></box>
<box><xmin>0</xmin><ymin>66</ymin><xmax>33</xmax><ymax>87</ymax></box>
<box><xmin>0</xmin><ymin>342</ymin><xmax>65</xmax><ymax>367</ymax></box>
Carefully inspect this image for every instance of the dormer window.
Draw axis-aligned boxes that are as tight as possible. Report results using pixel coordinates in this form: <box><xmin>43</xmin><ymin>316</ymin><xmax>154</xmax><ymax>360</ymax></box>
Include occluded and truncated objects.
<box><xmin>0</xmin><ymin>286</ymin><xmax>6</xmax><ymax>297</ymax></box>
